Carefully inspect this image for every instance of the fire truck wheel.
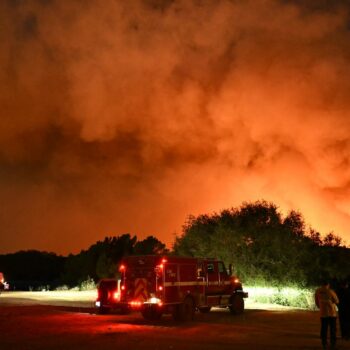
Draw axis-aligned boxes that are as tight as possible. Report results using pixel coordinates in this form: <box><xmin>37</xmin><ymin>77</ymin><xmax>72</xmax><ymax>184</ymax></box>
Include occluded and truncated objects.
<box><xmin>173</xmin><ymin>296</ymin><xmax>195</xmax><ymax>322</ymax></box>
<box><xmin>229</xmin><ymin>294</ymin><xmax>244</xmax><ymax>315</ymax></box>
<box><xmin>98</xmin><ymin>307</ymin><xmax>110</xmax><ymax>315</ymax></box>
<box><xmin>198</xmin><ymin>306</ymin><xmax>211</xmax><ymax>313</ymax></box>
<box><xmin>142</xmin><ymin>306</ymin><xmax>162</xmax><ymax>321</ymax></box>
<box><xmin>118</xmin><ymin>306</ymin><xmax>130</xmax><ymax>315</ymax></box>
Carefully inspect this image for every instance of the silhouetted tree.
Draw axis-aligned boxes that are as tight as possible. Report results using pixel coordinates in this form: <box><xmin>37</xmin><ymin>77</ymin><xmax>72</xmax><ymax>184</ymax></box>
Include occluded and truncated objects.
<box><xmin>62</xmin><ymin>234</ymin><xmax>137</xmax><ymax>284</ymax></box>
<box><xmin>0</xmin><ymin>250</ymin><xmax>65</xmax><ymax>290</ymax></box>
<box><xmin>62</xmin><ymin>234</ymin><xmax>169</xmax><ymax>285</ymax></box>
<box><xmin>323</xmin><ymin>232</ymin><xmax>342</xmax><ymax>247</ymax></box>
<box><xmin>133</xmin><ymin>236</ymin><xmax>168</xmax><ymax>255</ymax></box>
<box><xmin>174</xmin><ymin>200</ymin><xmax>350</xmax><ymax>286</ymax></box>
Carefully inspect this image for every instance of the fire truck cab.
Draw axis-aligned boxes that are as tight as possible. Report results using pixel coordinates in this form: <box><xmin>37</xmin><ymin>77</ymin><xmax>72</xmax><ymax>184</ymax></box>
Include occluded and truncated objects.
<box><xmin>96</xmin><ymin>256</ymin><xmax>248</xmax><ymax>321</ymax></box>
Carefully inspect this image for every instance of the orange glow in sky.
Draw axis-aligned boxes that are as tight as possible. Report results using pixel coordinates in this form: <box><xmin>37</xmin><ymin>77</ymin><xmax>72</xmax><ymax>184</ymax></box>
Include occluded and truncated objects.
<box><xmin>1</xmin><ymin>0</ymin><xmax>350</xmax><ymax>254</ymax></box>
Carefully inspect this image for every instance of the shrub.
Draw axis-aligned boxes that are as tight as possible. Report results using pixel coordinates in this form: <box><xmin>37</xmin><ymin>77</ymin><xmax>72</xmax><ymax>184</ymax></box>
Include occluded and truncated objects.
<box><xmin>246</xmin><ymin>284</ymin><xmax>315</xmax><ymax>309</ymax></box>
<box><xmin>78</xmin><ymin>276</ymin><xmax>96</xmax><ymax>291</ymax></box>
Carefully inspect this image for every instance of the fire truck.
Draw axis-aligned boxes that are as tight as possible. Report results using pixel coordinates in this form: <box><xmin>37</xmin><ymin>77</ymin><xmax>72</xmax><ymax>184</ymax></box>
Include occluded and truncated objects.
<box><xmin>0</xmin><ymin>272</ymin><xmax>9</xmax><ymax>293</ymax></box>
<box><xmin>95</xmin><ymin>256</ymin><xmax>248</xmax><ymax>321</ymax></box>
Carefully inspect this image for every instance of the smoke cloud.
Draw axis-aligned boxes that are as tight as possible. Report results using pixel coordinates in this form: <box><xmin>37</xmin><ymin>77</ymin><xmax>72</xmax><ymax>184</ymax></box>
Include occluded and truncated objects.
<box><xmin>1</xmin><ymin>0</ymin><xmax>350</xmax><ymax>254</ymax></box>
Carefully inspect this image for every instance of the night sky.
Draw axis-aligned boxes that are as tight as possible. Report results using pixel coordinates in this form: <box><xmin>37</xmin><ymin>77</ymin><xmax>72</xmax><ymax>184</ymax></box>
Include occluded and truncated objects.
<box><xmin>1</xmin><ymin>0</ymin><xmax>350</xmax><ymax>254</ymax></box>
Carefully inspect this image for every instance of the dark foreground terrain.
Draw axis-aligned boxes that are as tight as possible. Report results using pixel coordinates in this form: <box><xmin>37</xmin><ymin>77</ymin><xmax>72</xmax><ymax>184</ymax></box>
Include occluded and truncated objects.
<box><xmin>1</xmin><ymin>292</ymin><xmax>350</xmax><ymax>350</ymax></box>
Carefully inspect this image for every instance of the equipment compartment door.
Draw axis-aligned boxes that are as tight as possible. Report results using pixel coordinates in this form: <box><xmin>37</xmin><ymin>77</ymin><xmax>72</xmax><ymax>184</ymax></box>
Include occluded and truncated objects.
<box><xmin>164</xmin><ymin>263</ymin><xmax>178</xmax><ymax>303</ymax></box>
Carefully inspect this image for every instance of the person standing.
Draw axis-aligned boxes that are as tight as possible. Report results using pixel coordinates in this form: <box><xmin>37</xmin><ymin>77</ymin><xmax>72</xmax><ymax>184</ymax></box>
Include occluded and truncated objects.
<box><xmin>315</xmin><ymin>280</ymin><xmax>339</xmax><ymax>350</ymax></box>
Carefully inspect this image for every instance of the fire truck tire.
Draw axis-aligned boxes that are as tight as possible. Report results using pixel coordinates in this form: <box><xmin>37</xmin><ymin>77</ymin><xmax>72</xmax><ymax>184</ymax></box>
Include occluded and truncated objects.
<box><xmin>118</xmin><ymin>306</ymin><xmax>130</xmax><ymax>315</ymax></box>
<box><xmin>98</xmin><ymin>307</ymin><xmax>110</xmax><ymax>315</ymax></box>
<box><xmin>142</xmin><ymin>306</ymin><xmax>162</xmax><ymax>321</ymax></box>
<box><xmin>198</xmin><ymin>306</ymin><xmax>211</xmax><ymax>313</ymax></box>
<box><xmin>173</xmin><ymin>296</ymin><xmax>195</xmax><ymax>322</ymax></box>
<box><xmin>229</xmin><ymin>294</ymin><xmax>244</xmax><ymax>315</ymax></box>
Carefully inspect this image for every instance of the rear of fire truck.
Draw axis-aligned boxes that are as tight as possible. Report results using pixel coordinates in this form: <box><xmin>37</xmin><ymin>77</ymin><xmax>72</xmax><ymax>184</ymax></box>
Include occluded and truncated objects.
<box><xmin>118</xmin><ymin>256</ymin><xmax>166</xmax><ymax>320</ymax></box>
<box><xmin>95</xmin><ymin>256</ymin><xmax>165</xmax><ymax>317</ymax></box>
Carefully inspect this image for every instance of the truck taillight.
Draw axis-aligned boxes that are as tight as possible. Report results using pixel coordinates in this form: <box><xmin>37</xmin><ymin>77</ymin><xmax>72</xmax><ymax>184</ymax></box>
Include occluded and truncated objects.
<box><xmin>130</xmin><ymin>300</ymin><xmax>142</xmax><ymax>307</ymax></box>
<box><xmin>155</xmin><ymin>264</ymin><xmax>164</xmax><ymax>276</ymax></box>
<box><xmin>121</xmin><ymin>285</ymin><xmax>125</xmax><ymax>290</ymax></box>
<box><xmin>113</xmin><ymin>291</ymin><xmax>120</xmax><ymax>300</ymax></box>
<box><xmin>233</xmin><ymin>278</ymin><xmax>240</xmax><ymax>284</ymax></box>
<box><xmin>158</xmin><ymin>285</ymin><xmax>163</xmax><ymax>291</ymax></box>
<box><xmin>119</xmin><ymin>264</ymin><xmax>126</xmax><ymax>272</ymax></box>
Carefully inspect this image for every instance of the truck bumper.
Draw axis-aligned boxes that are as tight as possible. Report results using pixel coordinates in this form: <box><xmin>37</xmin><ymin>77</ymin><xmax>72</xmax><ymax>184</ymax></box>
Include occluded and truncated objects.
<box><xmin>235</xmin><ymin>290</ymin><xmax>248</xmax><ymax>298</ymax></box>
<box><xmin>95</xmin><ymin>300</ymin><xmax>130</xmax><ymax>312</ymax></box>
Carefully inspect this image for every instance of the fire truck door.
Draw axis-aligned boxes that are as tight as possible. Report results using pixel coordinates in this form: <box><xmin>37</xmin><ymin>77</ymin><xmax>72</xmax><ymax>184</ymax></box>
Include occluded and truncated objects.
<box><xmin>205</xmin><ymin>261</ymin><xmax>219</xmax><ymax>295</ymax></box>
<box><xmin>218</xmin><ymin>261</ymin><xmax>230</xmax><ymax>294</ymax></box>
<box><xmin>196</xmin><ymin>262</ymin><xmax>205</xmax><ymax>303</ymax></box>
<box><xmin>164</xmin><ymin>263</ymin><xmax>178</xmax><ymax>303</ymax></box>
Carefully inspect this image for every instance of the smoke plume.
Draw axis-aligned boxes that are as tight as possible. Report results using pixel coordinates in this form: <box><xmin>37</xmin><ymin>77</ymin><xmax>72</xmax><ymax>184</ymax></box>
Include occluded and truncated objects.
<box><xmin>1</xmin><ymin>0</ymin><xmax>350</xmax><ymax>253</ymax></box>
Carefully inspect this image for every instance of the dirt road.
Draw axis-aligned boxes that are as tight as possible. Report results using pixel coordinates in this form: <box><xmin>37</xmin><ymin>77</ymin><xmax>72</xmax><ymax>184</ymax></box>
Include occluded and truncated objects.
<box><xmin>1</xmin><ymin>292</ymin><xmax>349</xmax><ymax>350</ymax></box>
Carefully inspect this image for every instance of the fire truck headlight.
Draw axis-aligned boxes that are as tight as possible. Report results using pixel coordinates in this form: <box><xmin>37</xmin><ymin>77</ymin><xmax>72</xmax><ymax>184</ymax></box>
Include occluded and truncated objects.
<box><xmin>95</xmin><ymin>301</ymin><xmax>101</xmax><ymax>307</ymax></box>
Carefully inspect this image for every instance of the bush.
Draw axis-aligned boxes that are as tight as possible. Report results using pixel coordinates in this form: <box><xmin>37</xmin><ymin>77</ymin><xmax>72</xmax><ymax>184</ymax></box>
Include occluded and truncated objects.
<box><xmin>246</xmin><ymin>284</ymin><xmax>315</xmax><ymax>309</ymax></box>
<box><xmin>55</xmin><ymin>285</ymin><xmax>69</xmax><ymax>291</ymax></box>
<box><xmin>78</xmin><ymin>277</ymin><xmax>96</xmax><ymax>291</ymax></box>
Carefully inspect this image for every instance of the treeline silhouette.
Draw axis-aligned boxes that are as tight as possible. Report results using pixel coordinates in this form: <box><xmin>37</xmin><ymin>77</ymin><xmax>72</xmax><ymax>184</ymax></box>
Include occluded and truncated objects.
<box><xmin>0</xmin><ymin>251</ymin><xmax>65</xmax><ymax>290</ymax></box>
<box><xmin>0</xmin><ymin>235</ymin><xmax>167</xmax><ymax>290</ymax></box>
<box><xmin>174</xmin><ymin>201</ymin><xmax>350</xmax><ymax>286</ymax></box>
<box><xmin>1</xmin><ymin>201</ymin><xmax>349</xmax><ymax>290</ymax></box>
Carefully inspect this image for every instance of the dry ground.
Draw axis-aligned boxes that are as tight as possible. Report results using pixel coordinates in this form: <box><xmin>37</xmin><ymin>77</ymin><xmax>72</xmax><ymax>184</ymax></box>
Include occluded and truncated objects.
<box><xmin>1</xmin><ymin>291</ymin><xmax>350</xmax><ymax>350</ymax></box>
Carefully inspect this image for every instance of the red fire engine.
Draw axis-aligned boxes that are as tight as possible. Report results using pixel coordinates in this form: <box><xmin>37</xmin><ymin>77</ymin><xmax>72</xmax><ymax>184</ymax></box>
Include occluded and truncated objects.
<box><xmin>0</xmin><ymin>272</ymin><xmax>9</xmax><ymax>293</ymax></box>
<box><xmin>96</xmin><ymin>255</ymin><xmax>248</xmax><ymax>321</ymax></box>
